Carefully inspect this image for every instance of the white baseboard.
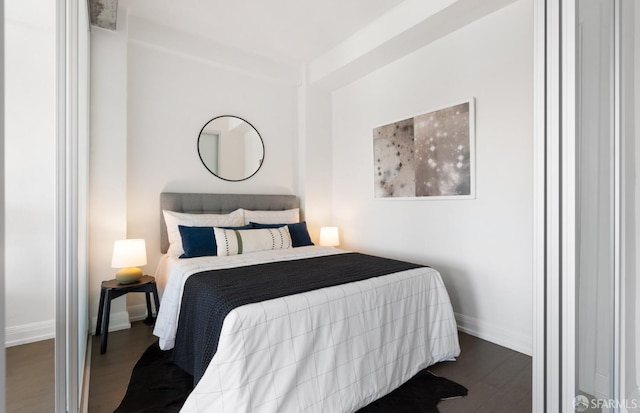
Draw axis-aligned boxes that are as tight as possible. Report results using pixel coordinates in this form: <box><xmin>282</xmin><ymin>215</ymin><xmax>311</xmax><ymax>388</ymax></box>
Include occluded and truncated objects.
<box><xmin>80</xmin><ymin>333</ymin><xmax>91</xmax><ymax>413</ymax></box>
<box><xmin>594</xmin><ymin>372</ymin><xmax>611</xmax><ymax>400</ymax></box>
<box><xmin>89</xmin><ymin>310</ymin><xmax>131</xmax><ymax>335</ymax></box>
<box><xmin>127</xmin><ymin>303</ymin><xmax>157</xmax><ymax>323</ymax></box>
<box><xmin>88</xmin><ymin>304</ymin><xmax>156</xmax><ymax>335</ymax></box>
<box><xmin>5</xmin><ymin>320</ymin><xmax>55</xmax><ymax>347</ymax></box>
<box><xmin>455</xmin><ymin>312</ymin><xmax>532</xmax><ymax>356</ymax></box>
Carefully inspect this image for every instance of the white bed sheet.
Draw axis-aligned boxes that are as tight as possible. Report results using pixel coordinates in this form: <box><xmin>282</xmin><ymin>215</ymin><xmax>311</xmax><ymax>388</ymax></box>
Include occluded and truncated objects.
<box><xmin>153</xmin><ymin>246</ymin><xmax>460</xmax><ymax>413</ymax></box>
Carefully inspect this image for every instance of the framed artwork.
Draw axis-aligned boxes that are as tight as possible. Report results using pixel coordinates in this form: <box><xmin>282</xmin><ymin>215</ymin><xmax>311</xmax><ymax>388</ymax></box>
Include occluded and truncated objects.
<box><xmin>373</xmin><ymin>98</ymin><xmax>475</xmax><ymax>199</ymax></box>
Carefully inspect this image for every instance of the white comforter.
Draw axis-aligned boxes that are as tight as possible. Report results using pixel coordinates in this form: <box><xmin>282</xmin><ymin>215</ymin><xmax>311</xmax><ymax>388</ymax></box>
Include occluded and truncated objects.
<box><xmin>153</xmin><ymin>246</ymin><xmax>460</xmax><ymax>413</ymax></box>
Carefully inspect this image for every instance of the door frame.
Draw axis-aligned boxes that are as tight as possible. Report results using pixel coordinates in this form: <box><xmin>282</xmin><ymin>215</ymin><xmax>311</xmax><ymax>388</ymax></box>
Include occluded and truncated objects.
<box><xmin>534</xmin><ymin>0</ymin><xmax>625</xmax><ymax>411</ymax></box>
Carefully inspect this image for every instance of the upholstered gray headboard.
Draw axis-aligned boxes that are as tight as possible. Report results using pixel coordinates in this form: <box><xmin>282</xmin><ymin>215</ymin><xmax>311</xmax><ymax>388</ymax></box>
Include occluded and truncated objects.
<box><xmin>160</xmin><ymin>192</ymin><xmax>299</xmax><ymax>253</ymax></box>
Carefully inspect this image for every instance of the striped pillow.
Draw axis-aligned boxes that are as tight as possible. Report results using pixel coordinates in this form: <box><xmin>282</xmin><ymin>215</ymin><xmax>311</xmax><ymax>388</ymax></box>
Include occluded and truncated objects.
<box><xmin>214</xmin><ymin>227</ymin><xmax>292</xmax><ymax>257</ymax></box>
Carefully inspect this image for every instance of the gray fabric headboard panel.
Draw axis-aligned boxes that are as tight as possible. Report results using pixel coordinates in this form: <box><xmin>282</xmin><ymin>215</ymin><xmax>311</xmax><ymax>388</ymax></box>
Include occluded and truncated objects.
<box><xmin>160</xmin><ymin>192</ymin><xmax>299</xmax><ymax>253</ymax></box>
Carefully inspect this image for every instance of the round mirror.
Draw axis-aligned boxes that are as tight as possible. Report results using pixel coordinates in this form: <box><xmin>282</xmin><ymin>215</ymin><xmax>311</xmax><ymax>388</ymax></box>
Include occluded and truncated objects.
<box><xmin>197</xmin><ymin>115</ymin><xmax>265</xmax><ymax>181</ymax></box>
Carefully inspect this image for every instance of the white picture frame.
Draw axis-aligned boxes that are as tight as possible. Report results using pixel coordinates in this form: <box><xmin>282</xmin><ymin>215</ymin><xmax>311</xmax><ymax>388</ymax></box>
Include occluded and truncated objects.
<box><xmin>372</xmin><ymin>98</ymin><xmax>476</xmax><ymax>200</ymax></box>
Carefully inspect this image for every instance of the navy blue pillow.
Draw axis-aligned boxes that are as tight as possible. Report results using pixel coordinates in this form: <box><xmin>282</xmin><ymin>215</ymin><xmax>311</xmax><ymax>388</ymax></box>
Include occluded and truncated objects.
<box><xmin>249</xmin><ymin>221</ymin><xmax>314</xmax><ymax>247</ymax></box>
<box><xmin>178</xmin><ymin>224</ymin><xmax>252</xmax><ymax>258</ymax></box>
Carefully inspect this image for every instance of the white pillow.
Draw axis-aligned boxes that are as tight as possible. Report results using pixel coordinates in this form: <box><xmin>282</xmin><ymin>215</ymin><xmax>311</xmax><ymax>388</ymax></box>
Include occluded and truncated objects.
<box><xmin>240</xmin><ymin>208</ymin><xmax>299</xmax><ymax>225</ymax></box>
<box><xmin>214</xmin><ymin>227</ymin><xmax>292</xmax><ymax>256</ymax></box>
<box><xmin>163</xmin><ymin>209</ymin><xmax>245</xmax><ymax>256</ymax></box>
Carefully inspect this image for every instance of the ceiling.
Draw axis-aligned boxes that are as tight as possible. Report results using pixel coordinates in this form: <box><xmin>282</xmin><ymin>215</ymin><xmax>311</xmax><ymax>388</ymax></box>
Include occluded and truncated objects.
<box><xmin>93</xmin><ymin>0</ymin><xmax>517</xmax><ymax>88</ymax></box>
<box><xmin>126</xmin><ymin>0</ymin><xmax>406</xmax><ymax>64</ymax></box>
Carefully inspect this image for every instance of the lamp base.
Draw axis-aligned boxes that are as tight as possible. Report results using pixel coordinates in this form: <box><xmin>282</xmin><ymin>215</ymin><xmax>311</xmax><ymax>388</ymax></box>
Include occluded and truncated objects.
<box><xmin>116</xmin><ymin>267</ymin><xmax>143</xmax><ymax>284</ymax></box>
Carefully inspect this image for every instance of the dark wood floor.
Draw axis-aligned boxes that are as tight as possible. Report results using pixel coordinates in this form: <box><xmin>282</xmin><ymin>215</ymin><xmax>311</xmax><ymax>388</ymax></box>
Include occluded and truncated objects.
<box><xmin>4</xmin><ymin>325</ymin><xmax>531</xmax><ymax>412</ymax></box>
<box><xmin>88</xmin><ymin>322</ymin><xmax>158</xmax><ymax>412</ymax></box>
<box><xmin>88</xmin><ymin>322</ymin><xmax>532</xmax><ymax>412</ymax></box>
<box><xmin>430</xmin><ymin>332</ymin><xmax>532</xmax><ymax>412</ymax></box>
<box><xmin>5</xmin><ymin>339</ymin><xmax>55</xmax><ymax>412</ymax></box>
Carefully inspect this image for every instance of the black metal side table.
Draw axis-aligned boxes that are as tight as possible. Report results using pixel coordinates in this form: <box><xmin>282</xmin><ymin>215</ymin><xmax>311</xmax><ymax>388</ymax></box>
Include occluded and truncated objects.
<box><xmin>95</xmin><ymin>274</ymin><xmax>160</xmax><ymax>354</ymax></box>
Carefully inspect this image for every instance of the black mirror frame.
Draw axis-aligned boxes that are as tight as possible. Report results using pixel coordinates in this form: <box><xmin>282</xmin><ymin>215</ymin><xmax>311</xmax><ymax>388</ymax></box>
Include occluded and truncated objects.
<box><xmin>197</xmin><ymin>115</ymin><xmax>265</xmax><ymax>182</ymax></box>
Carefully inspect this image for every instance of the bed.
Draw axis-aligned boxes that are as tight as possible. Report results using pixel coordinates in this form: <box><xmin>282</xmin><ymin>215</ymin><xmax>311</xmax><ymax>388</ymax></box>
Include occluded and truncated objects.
<box><xmin>153</xmin><ymin>192</ymin><xmax>460</xmax><ymax>413</ymax></box>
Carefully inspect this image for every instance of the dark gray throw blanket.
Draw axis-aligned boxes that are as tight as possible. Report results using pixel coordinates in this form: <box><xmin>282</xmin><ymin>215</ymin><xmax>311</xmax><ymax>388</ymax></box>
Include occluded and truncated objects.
<box><xmin>173</xmin><ymin>252</ymin><xmax>423</xmax><ymax>384</ymax></box>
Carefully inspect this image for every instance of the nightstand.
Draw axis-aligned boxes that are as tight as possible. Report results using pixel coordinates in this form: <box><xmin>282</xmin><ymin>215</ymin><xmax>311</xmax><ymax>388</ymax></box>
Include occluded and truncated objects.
<box><xmin>95</xmin><ymin>274</ymin><xmax>160</xmax><ymax>354</ymax></box>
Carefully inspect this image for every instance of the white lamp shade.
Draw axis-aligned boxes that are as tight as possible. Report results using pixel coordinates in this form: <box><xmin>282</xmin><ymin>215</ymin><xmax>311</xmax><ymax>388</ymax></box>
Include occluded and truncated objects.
<box><xmin>111</xmin><ymin>239</ymin><xmax>147</xmax><ymax>268</ymax></box>
<box><xmin>319</xmin><ymin>227</ymin><xmax>340</xmax><ymax>247</ymax></box>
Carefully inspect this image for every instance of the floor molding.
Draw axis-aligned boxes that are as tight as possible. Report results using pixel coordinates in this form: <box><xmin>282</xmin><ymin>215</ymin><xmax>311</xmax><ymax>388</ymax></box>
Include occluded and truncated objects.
<box><xmin>455</xmin><ymin>312</ymin><xmax>532</xmax><ymax>356</ymax></box>
<box><xmin>127</xmin><ymin>303</ymin><xmax>157</xmax><ymax>323</ymax></box>
<box><xmin>80</xmin><ymin>333</ymin><xmax>91</xmax><ymax>413</ymax></box>
<box><xmin>89</xmin><ymin>310</ymin><xmax>131</xmax><ymax>335</ymax></box>
<box><xmin>5</xmin><ymin>320</ymin><xmax>55</xmax><ymax>347</ymax></box>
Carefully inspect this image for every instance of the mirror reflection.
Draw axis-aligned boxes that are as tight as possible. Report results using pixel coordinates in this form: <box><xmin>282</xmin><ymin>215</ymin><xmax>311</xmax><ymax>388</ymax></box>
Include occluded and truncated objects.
<box><xmin>198</xmin><ymin>116</ymin><xmax>265</xmax><ymax>181</ymax></box>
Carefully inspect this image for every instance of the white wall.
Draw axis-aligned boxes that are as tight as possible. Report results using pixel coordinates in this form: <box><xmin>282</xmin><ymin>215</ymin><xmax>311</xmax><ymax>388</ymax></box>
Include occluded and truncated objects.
<box><xmin>4</xmin><ymin>0</ymin><xmax>56</xmax><ymax>346</ymax></box>
<box><xmin>89</xmin><ymin>10</ymin><xmax>132</xmax><ymax>333</ymax></box>
<box><xmin>329</xmin><ymin>0</ymin><xmax>533</xmax><ymax>354</ymax></box>
<box><xmin>297</xmin><ymin>84</ymin><xmax>334</xmax><ymax>241</ymax></box>
<box><xmin>89</xmin><ymin>16</ymin><xmax>300</xmax><ymax>323</ymax></box>
<box><xmin>126</xmin><ymin>38</ymin><xmax>299</xmax><ymax>267</ymax></box>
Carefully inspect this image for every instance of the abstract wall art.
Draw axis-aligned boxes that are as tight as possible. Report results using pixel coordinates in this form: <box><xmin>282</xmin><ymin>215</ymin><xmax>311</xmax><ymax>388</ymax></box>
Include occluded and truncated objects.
<box><xmin>373</xmin><ymin>99</ymin><xmax>475</xmax><ymax>199</ymax></box>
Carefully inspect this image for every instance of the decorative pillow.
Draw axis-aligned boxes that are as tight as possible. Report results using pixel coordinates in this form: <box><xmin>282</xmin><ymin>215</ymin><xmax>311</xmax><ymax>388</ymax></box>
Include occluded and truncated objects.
<box><xmin>214</xmin><ymin>226</ymin><xmax>292</xmax><ymax>256</ymax></box>
<box><xmin>250</xmin><ymin>221</ymin><xmax>314</xmax><ymax>247</ymax></box>
<box><xmin>178</xmin><ymin>224</ymin><xmax>252</xmax><ymax>258</ymax></box>
<box><xmin>163</xmin><ymin>209</ymin><xmax>244</xmax><ymax>256</ymax></box>
<box><xmin>240</xmin><ymin>208</ymin><xmax>299</xmax><ymax>225</ymax></box>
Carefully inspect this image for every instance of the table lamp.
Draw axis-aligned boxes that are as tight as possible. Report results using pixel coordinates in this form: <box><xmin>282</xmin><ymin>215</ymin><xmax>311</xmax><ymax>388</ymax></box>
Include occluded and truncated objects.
<box><xmin>111</xmin><ymin>239</ymin><xmax>147</xmax><ymax>284</ymax></box>
<box><xmin>319</xmin><ymin>227</ymin><xmax>340</xmax><ymax>247</ymax></box>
